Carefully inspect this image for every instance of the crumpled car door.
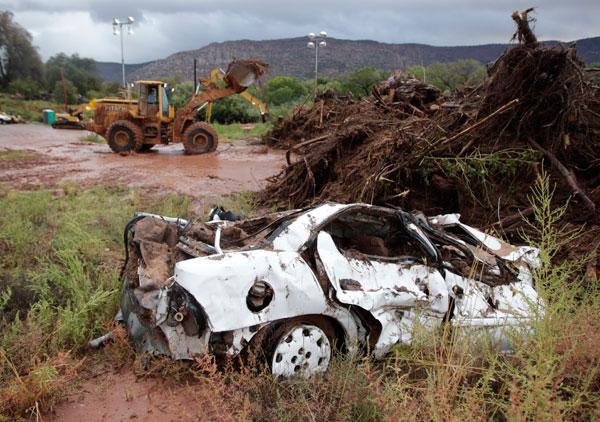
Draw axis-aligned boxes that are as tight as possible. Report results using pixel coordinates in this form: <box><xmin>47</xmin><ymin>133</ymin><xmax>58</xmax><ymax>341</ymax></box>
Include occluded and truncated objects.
<box><xmin>315</xmin><ymin>231</ymin><xmax>448</xmax><ymax>356</ymax></box>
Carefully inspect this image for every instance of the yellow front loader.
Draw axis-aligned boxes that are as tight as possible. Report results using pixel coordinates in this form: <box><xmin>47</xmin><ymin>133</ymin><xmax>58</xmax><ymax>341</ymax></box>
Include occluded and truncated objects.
<box><xmin>82</xmin><ymin>59</ymin><xmax>268</xmax><ymax>154</ymax></box>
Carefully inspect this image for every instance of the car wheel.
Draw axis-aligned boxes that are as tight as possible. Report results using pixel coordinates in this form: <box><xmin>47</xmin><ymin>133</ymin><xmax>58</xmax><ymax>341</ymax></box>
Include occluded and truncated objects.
<box><xmin>268</xmin><ymin>318</ymin><xmax>334</xmax><ymax>378</ymax></box>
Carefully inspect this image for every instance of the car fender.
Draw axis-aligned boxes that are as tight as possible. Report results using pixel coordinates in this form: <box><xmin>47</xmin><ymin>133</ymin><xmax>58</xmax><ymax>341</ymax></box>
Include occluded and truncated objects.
<box><xmin>175</xmin><ymin>250</ymin><xmax>329</xmax><ymax>332</ymax></box>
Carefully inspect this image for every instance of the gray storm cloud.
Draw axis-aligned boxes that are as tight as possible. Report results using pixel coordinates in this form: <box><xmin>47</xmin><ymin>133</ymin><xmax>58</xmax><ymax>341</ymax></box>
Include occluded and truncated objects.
<box><xmin>0</xmin><ymin>0</ymin><xmax>598</xmax><ymax>62</ymax></box>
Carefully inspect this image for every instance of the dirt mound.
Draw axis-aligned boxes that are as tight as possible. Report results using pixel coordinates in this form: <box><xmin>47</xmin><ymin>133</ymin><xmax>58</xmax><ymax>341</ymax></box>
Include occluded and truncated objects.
<box><xmin>261</xmin><ymin>11</ymin><xmax>600</xmax><ymax>235</ymax></box>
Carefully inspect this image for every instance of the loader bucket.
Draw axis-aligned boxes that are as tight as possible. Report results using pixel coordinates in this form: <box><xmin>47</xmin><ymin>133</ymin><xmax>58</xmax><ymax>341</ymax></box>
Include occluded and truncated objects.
<box><xmin>224</xmin><ymin>59</ymin><xmax>268</xmax><ymax>91</ymax></box>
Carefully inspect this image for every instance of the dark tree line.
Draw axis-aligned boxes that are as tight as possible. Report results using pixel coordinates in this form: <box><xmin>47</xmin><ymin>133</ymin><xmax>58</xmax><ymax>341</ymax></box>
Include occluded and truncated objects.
<box><xmin>0</xmin><ymin>10</ymin><xmax>113</xmax><ymax>102</ymax></box>
<box><xmin>0</xmin><ymin>11</ymin><xmax>43</xmax><ymax>88</ymax></box>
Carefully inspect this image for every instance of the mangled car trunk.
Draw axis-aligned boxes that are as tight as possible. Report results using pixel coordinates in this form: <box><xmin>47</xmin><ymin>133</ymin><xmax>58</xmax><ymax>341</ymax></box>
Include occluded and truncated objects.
<box><xmin>120</xmin><ymin>203</ymin><xmax>542</xmax><ymax>377</ymax></box>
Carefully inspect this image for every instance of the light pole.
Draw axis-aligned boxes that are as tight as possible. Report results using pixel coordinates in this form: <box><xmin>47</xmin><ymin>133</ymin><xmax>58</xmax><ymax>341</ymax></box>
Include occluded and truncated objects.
<box><xmin>112</xmin><ymin>16</ymin><xmax>134</xmax><ymax>90</ymax></box>
<box><xmin>307</xmin><ymin>31</ymin><xmax>327</xmax><ymax>97</ymax></box>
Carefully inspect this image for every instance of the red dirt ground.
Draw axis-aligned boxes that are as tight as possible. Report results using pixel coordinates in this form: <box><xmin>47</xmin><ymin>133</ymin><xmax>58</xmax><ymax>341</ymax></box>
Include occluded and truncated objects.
<box><xmin>47</xmin><ymin>369</ymin><xmax>202</xmax><ymax>422</ymax></box>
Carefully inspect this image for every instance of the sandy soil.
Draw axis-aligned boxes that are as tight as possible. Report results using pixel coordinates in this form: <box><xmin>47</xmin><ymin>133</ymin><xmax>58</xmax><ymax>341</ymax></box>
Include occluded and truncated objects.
<box><xmin>47</xmin><ymin>369</ymin><xmax>202</xmax><ymax>422</ymax></box>
<box><xmin>0</xmin><ymin>124</ymin><xmax>285</xmax><ymax>197</ymax></box>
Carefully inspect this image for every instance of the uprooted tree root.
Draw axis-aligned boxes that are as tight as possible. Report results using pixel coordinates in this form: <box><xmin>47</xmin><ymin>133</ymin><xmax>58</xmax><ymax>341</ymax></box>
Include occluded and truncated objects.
<box><xmin>261</xmin><ymin>12</ymin><xmax>600</xmax><ymax>234</ymax></box>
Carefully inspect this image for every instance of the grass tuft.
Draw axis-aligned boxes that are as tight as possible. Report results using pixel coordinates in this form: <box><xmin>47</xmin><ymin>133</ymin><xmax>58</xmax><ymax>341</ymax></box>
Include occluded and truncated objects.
<box><xmin>0</xmin><ymin>150</ymin><xmax>38</xmax><ymax>162</ymax></box>
<box><xmin>79</xmin><ymin>133</ymin><xmax>105</xmax><ymax>144</ymax></box>
<box><xmin>212</xmin><ymin>122</ymin><xmax>273</xmax><ymax>142</ymax></box>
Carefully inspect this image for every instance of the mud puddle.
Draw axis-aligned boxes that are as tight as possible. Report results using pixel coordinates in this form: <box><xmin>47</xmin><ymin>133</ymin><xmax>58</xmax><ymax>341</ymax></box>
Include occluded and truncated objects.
<box><xmin>0</xmin><ymin>124</ymin><xmax>285</xmax><ymax>197</ymax></box>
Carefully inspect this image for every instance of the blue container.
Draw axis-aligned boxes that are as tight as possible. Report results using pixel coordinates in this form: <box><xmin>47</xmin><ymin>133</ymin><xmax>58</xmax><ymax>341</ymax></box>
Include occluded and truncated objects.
<box><xmin>42</xmin><ymin>109</ymin><xmax>55</xmax><ymax>125</ymax></box>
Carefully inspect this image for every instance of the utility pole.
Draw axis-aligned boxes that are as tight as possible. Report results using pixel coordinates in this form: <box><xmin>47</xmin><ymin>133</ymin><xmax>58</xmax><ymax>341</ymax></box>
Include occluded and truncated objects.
<box><xmin>307</xmin><ymin>31</ymin><xmax>327</xmax><ymax>97</ymax></box>
<box><xmin>112</xmin><ymin>17</ymin><xmax>135</xmax><ymax>94</ymax></box>
<box><xmin>60</xmin><ymin>67</ymin><xmax>68</xmax><ymax>109</ymax></box>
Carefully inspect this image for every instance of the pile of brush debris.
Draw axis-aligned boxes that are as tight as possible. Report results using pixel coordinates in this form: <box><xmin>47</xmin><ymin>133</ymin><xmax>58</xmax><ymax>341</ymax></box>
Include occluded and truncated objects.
<box><xmin>261</xmin><ymin>10</ymin><xmax>600</xmax><ymax>277</ymax></box>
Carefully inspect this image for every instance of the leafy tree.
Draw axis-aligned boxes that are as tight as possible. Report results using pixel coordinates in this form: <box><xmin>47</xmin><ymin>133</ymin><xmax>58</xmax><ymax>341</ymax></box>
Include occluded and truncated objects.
<box><xmin>406</xmin><ymin>60</ymin><xmax>486</xmax><ymax>93</ymax></box>
<box><xmin>7</xmin><ymin>78</ymin><xmax>44</xmax><ymax>99</ymax></box>
<box><xmin>0</xmin><ymin>11</ymin><xmax>44</xmax><ymax>88</ymax></box>
<box><xmin>266</xmin><ymin>76</ymin><xmax>307</xmax><ymax>105</ymax></box>
<box><xmin>159</xmin><ymin>75</ymin><xmax>183</xmax><ymax>87</ymax></box>
<box><xmin>269</xmin><ymin>86</ymin><xmax>294</xmax><ymax>105</ymax></box>
<box><xmin>211</xmin><ymin>96</ymin><xmax>259</xmax><ymax>124</ymax></box>
<box><xmin>316</xmin><ymin>76</ymin><xmax>343</xmax><ymax>94</ymax></box>
<box><xmin>87</xmin><ymin>81</ymin><xmax>120</xmax><ymax>99</ymax></box>
<box><xmin>170</xmin><ymin>81</ymin><xmax>194</xmax><ymax>109</ymax></box>
<box><xmin>301</xmin><ymin>76</ymin><xmax>344</xmax><ymax>96</ymax></box>
<box><xmin>170</xmin><ymin>81</ymin><xmax>259</xmax><ymax>124</ymax></box>
<box><xmin>339</xmin><ymin>67</ymin><xmax>388</xmax><ymax>97</ymax></box>
<box><xmin>45</xmin><ymin>53</ymin><xmax>101</xmax><ymax>97</ymax></box>
<box><xmin>53</xmin><ymin>79</ymin><xmax>77</xmax><ymax>104</ymax></box>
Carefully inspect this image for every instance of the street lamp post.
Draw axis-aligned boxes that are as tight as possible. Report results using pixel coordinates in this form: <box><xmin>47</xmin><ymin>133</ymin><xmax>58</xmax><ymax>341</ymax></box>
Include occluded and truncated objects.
<box><xmin>307</xmin><ymin>31</ymin><xmax>327</xmax><ymax>97</ymax></box>
<box><xmin>112</xmin><ymin>16</ymin><xmax>135</xmax><ymax>91</ymax></box>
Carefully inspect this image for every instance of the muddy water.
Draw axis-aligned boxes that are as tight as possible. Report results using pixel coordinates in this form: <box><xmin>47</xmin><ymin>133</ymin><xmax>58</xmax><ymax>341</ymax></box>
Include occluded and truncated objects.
<box><xmin>0</xmin><ymin>124</ymin><xmax>285</xmax><ymax>197</ymax></box>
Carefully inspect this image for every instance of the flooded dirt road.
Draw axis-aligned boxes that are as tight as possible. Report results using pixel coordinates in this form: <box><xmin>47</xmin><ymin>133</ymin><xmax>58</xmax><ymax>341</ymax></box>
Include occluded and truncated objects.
<box><xmin>0</xmin><ymin>124</ymin><xmax>285</xmax><ymax>197</ymax></box>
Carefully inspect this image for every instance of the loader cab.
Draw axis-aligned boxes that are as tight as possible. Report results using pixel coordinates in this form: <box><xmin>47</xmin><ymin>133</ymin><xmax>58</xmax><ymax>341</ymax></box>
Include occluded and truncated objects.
<box><xmin>136</xmin><ymin>81</ymin><xmax>174</xmax><ymax>122</ymax></box>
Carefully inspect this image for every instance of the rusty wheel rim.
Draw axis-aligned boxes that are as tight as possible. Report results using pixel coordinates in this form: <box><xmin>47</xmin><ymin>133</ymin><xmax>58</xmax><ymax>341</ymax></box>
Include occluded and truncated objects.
<box><xmin>114</xmin><ymin>130</ymin><xmax>130</xmax><ymax>147</ymax></box>
<box><xmin>191</xmin><ymin>132</ymin><xmax>209</xmax><ymax>149</ymax></box>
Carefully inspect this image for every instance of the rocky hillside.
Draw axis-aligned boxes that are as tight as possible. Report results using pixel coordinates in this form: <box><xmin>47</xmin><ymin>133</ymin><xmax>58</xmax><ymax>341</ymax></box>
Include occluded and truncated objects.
<box><xmin>98</xmin><ymin>36</ymin><xmax>600</xmax><ymax>82</ymax></box>
<box><xmin>96</xmin><ymin>61</ymin><xmax>152</xmax><ymax>83</ymax></box>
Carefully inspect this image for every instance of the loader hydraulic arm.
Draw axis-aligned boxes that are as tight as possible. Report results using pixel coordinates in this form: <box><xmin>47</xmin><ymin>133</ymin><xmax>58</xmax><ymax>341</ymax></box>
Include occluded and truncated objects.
<box><xmin>173</xmin><ymin>85</ymin><xmax>243</xmax><ymax>140</ymax></box>
<box><xmin>202</xmin><ymin>66</ymin><xmax>269</xmax><ymax>123</ymax></box>
<box><xmin>239</xmin><ymin>91</ymin><xmax>269</xmax><ymax>117</ymax></box>
<box><xmin>173</xmin><ymin>59</ymin><xmax>268</xmax><ymax>141</ymax></box>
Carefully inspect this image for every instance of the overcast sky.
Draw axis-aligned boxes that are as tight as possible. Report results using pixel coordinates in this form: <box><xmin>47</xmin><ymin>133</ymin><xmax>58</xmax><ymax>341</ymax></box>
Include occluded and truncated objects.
<box><xmin>1</xmin><ymin>0</ymin><xmax>599</xmax><ymax>63</ymax></box>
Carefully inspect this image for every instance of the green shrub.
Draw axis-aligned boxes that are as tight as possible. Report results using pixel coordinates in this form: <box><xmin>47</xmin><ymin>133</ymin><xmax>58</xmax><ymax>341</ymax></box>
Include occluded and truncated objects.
<box><xmin>52</xmin><ymin>79</ymin><xmax>78</xmax><ymax>105</ymax></box>
<box><xmin>210</xmin><ymin>96</ymin><xmax>260</xmax><ymax>124</ymax></box>
<box><xmin>7</xmin><ymin>79</ymin><xmax>44</xmax><ymax>100</ymax></box>
<box><xmin>339</xmin><ymin>67</ymin><xmax>389</xmax><ymax>98</ymax></box>
<box><xmin>266</xmin><ymin>76</ymin><xmax>307</xmax><ymax>105</ymax></box>
<box><xmin>406</xmin><ymin>59</ymin><xmax>486</xmax><ymax>93</ymax></box>
<box><xmin>0</xmin><ymin>187</ymin><xmax>192</xmax><ymax>369</ymax></box>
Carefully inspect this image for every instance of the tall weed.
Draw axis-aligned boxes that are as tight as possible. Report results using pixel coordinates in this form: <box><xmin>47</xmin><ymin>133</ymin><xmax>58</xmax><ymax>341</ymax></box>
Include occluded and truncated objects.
<box><xmin>0</xmin><ymin>186</ymin><xmax>191</xmax><ymax>417</ymax></box>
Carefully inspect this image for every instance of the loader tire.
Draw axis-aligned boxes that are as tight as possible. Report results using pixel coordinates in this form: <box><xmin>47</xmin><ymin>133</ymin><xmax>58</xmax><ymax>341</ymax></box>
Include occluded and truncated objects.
<box><xmin>107</xmin><ymin>120</ymin><xmax>144</xmax><ymax>153</ymax></box>
<box><xmin>183</xmin><ymin>122</ymin><xmax>218</xmax><ymax>155</ymax></box>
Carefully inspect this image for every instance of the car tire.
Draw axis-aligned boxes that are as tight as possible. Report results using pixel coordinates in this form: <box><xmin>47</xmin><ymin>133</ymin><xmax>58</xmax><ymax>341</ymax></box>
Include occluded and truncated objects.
<box><xmin>107</xmin><ymin>120</ymin><xmax>143</xmax><ymax>153</ymax></box>
<box><xmin>266</xmin><ymin>316</ymin><xmax>336</xmax><ymax>378</ymax></box>
<box><xmin>182</xmin><ymin>122</ymin><xmax>218</xmax><ymax>154</ymax></box>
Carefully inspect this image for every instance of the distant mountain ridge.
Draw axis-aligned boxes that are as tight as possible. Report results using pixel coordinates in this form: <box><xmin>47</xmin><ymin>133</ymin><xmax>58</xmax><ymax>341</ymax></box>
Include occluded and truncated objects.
<box><xmin>97</xmin><ymin>36</ymin><xmax>600</xmax><ymax>83</ymax></box>
<box><xmin>96</xmin><ymin>61</ymin><xmax>152</xmax><ymax>84</ymax></box>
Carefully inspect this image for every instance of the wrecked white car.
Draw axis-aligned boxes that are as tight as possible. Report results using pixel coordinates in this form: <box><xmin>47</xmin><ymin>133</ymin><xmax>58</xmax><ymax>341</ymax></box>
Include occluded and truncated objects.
<box><xmin>118</xmin><ymin>203</ymin><xmax>541</xmax><ymax>377</ymax></box>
